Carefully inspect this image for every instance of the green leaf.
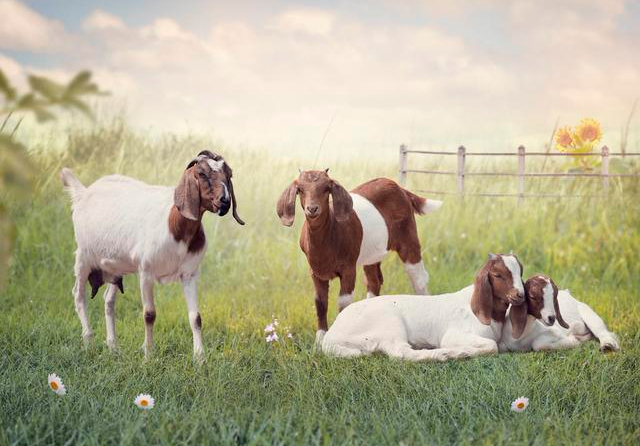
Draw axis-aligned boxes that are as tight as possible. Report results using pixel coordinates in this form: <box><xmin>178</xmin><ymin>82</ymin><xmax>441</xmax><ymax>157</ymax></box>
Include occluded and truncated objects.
<box><xmin>62</xmin><ymin>97</ymin><xmax>93</xmax><ymax>119</ymax></box>
<box><xmin>28</xmin><ymin>75</ymin><xmax>64</xmax><ymax>101</ymax></box>
<box><xmin>0</xmin><ymin>69</ymin><xmax>17</xmax><ymax>101</ymax></box>
<box><xmin>32</xmin><ymin>107</ymin><xmax>56</xmax><ymax>123</ymax></box>
<box><xmin>65</xmin><ymin>70</ymin><xmax>92</xmax><ymax>96</ymax></box>
<box><xmin>16</xmin><ymin>93</ymin><xmax>36</xmax><ymax>108</ymax></box>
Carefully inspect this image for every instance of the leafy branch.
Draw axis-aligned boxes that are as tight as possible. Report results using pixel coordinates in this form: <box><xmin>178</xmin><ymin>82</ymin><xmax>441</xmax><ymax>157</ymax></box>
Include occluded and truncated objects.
<box><xmin>0</xmin><ymin>68</ymin><xmax>107</xmax><ymax>288</ymax></box>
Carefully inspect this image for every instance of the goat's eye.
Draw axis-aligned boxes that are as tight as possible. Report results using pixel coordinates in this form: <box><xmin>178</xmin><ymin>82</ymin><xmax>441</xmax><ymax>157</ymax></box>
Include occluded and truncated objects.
<box><xmin>198</xmin><ymin>172</ymin><xmax>207</xmax><ymax>178</ymax></box>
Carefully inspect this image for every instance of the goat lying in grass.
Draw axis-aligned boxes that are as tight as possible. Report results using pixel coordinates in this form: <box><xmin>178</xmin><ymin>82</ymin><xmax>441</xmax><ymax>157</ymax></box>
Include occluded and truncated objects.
<box><xmin>61</xmin><ymin>150</ymin><xmax>244</xmax><ymax>359</ymax></box>
<box><xmin>277</xmin><ymin>170</ymin><xmax>442</xmax><ymax>344</ymax></box>
<box><xmin>321</xmin><ymin>254</ymin><xmax>525</xmax><ymax>361</ymax></box>
<box><xmin>499</xmin><ymin>275</ymin><xmax>620</xmax><ymax>353</ymax></box>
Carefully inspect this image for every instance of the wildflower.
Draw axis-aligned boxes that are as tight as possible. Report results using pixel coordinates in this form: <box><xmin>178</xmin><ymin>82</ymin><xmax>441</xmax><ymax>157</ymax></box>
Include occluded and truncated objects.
<box><xmin>555</xmin><ymin>126</ymin><xmax>574</xmax><ymax>151</ymax></box>
<box><xmin>287</xmin><ymin>333</ymin><xmax>293</xmax><ymax>339</ymax></box>
<box><xmin>510</xmin><ymin>396</ymin><xmax>529</xmax><ymax>412</ymax></box>
<box><xmin>575</xmin><ymin>118</ymin><xmax>602</xmax><ymax>143</ymax></box>
<box><xmin>266</xmin><ymin>332</ymin><xmax>279</xmax><ymax>343</ymax></box>
<box><xmin>134</xmin><ymin>394</ymin><xmax>155</xmax><ymax>410</ymax></box>
<box><xmin>48</xmin><ymin>373</ymin><xmax>66</xmax><ymax>396</ymax></box>
<box><xmin>264</xmin><ymin>323</ymin><xmax>275</xmax><ymax>333</ymax></box>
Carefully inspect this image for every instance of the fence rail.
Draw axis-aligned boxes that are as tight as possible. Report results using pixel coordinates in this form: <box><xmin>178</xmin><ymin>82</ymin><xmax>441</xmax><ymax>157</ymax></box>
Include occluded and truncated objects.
<box><xmin>398</xmin><ymin>144</ymin><xmax>640</xmax><ymax>202</ymax></box>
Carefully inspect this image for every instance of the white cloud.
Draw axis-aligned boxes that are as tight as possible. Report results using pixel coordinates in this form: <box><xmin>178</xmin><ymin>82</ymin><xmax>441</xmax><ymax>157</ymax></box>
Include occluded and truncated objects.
<box><xmin>268</xmin><ymin>8</ymin><xmax>335</xmax><ymax>36</ymax></box>
<box><xmin>0</xmin><ymin>0</ymin><xmax>75</xmax><ymax>52</ymax></box>
<box><xmin>5</xmin><ymin>2</ymin><xmax>638</xmax><ymax>157</ymax></box>
<box><xmin>82</xmin><ymin>9</ymin><xmax>126</xmax><ymax>32</ymax></box>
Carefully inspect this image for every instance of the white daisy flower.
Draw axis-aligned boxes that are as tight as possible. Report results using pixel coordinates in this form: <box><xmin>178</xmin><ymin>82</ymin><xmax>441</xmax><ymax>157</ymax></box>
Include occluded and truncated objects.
<box><xmin>264</xmin><ymin>323</ymin><xmax>275</xmax><ymax>333</ymax></box>
<box><xmin>47</xmin><ymin>373</ymin><xmax>66</xmax><ymax>396</ymax></box>
<box><xmin>510</xmin><ymin>396</ymin><xmax>529</xmax><ymax>412</ymax></box>
<box><xmin>134</xmin><ymin>393</ymin><xmax>155</xmax><ymax>410</ymax></box>
<box><xmin>287</xmin><ymin>333</ymin><xmax>293</xmax><ymax>339</ymax></box>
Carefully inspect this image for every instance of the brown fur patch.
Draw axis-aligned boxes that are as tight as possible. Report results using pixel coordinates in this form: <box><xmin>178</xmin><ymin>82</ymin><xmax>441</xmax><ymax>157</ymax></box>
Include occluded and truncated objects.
<box><xmin>168</xmin><ymin>206</ymin><xmax>206</xmax><ymax>253</ymax></box>
<box><xmin>351</xmin><ymin>178</ymin><xmax>424</xmax><ymax>264</ymax></box>
<box><xmin>144</xmin><ymin>310</ymin><xmax>156</xmax><ymax>325</ymax></box>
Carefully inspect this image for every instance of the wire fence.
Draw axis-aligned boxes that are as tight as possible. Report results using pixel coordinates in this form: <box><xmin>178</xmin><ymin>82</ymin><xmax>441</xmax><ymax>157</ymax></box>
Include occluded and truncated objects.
<box><xmin>398</xmin><ymin>144</ymin><xmax>640</xmax><ymax>202</ymax></box>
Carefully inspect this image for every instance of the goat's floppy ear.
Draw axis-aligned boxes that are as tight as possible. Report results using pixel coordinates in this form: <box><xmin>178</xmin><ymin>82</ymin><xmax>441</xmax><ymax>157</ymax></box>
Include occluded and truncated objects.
<box><xmin>223</xmin><ymin>163</ymin><xmax>245</xmax><ymax>225</ymax></box>
<box><xmin>330</xmin><ymin>180</ymin><xmax>352</xmax><ymax>222</ymax></box>
<box><xmin>174</xmin><ymin>167</ymin><xmax>200</xmax><ymax>221</ymax></box>
<box><xmin>471</xmin><ymin>264</ymin><xmax>493</xmax><ymax>325</ymax></box>
<box><xmin>550</xmin><ymin>278</ymin><xmax>569</xmax><ymax>328</ymax></box>
<box><xmin>277</xmin><ymin>181</ymin><xmax>297</xmax><ymax>226</ymax></box>
<box><xmin>509</xmin><ymin>302</ymin><xmax>528</xmax><ymax>339</ymax></box>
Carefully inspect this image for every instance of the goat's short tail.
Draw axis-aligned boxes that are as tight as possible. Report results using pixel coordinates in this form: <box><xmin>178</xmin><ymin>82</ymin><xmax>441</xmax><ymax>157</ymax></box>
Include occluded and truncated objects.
<box><xmin>60</xmin><ymin>168</ymin><xmax>86</xmax><ymax>203</ymax></box>
<box><xmin>403</xmin><ymin>189</ymin><xmax>443</xmax><ymax>215</ymax></box>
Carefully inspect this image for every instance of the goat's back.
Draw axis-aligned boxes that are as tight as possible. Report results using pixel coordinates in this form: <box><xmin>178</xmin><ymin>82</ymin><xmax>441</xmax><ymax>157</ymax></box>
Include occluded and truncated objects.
<box><xmin>70</xmin><ymin>174</ymin><xmax>175</xmax><ymax>262</ymax></box>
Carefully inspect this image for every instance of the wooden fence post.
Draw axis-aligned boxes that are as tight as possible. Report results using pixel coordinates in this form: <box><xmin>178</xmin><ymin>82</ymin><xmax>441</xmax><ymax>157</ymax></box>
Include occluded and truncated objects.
<box><xmin>399</xmin><ymin>144</ymin><xmax>408</xmax><ymax>186</ymax></box>
<box><xmin>457</xmin><ymin>146</ymin><xmax>466</xmax><ymax>197</ymax></box>
<box><xmin>518</xmin><ymin>145</ymin><xmax>526</xmax><ymax>205</ymax></box>
<box><xmin>601</xmin><ymin>145</ymin><xmax>610</xmax><ymax>193</ymax></box>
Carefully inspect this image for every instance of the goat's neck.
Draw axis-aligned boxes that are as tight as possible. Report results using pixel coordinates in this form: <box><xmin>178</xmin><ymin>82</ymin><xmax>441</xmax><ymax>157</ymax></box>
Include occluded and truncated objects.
<box><xmin>304</xmin><ymin>211</ymin><xmax>336</xmax><ymax>253</ymax></box>
<box><xmin>168</xmin><ymin>206</ymin><xmax>204</xmax><ymax>244</ymax></box>
<box><xmin>491</xmin><ymin>297</ymin><xmax>509</xmax><ymax>323</ymax></box>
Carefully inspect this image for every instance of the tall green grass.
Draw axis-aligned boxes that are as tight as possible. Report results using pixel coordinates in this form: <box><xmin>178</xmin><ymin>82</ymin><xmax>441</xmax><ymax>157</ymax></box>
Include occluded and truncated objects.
<box><xmin>1</xmin><ymin>121</ymin><xmax>639</xmax><ymax>445</ymax></box>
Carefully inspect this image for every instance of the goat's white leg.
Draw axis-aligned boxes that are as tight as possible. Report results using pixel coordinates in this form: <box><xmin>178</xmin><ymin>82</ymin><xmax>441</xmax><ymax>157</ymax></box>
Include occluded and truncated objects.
<box><xmin>103</xmin><ymin>284</ymin><xmax>118</xmax><ymax>351</ymax></box>
<box><xmin>321</xmin><ymin>341</ymin><xmax>365</xmax><ymax>358</ymax></box>
<box><xmin>139</xmin><ymin>272</ymin><xmax>156</xmax><ymax>358</ymax></box>
<box><xmin>577</xmin><ymin>302</ymin><xmax>620</xmax><ymax>352</ymax></box>
<box><xmin>73</xmin><ymin>257</ymin><xmax>93</xmax><ymax>345</ymax></box>
<box><xmin>182</xmin><ymin>273</ymin><xmax>204</xmax><ymax>360</ymax></box>
<box><xmin>441</xmin><ymin>333</ymin><xmax>499</xmax><ymax>357</ymax></box>
<box><xmin>403</xmin><ymin>260</ymin><xmax>430</xmax><ymax>295</ymax></box>
<box><xmin>532</xmin><ymin>333</ymin><xmax>581</xmax><ymax>351</ymax></box>
<box><xmin>379</xmin><ymin>342</ymin><xmax>468</xmax><ymax>362</ymax></box>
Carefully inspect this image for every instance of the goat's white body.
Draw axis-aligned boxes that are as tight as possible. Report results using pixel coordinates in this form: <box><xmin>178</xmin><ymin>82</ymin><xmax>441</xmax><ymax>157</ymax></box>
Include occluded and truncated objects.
<box><xmin>350</xmin><ymin>193</ymin><xmax>389</xmax><ymax>266</ymax></box>
<box><xmin>322</xmin><ymin>285</ymin><xmax>502</xmax><ymax>361</ymax></box>
<box><xmin>62</xmin><ymin>169</ymin><xmax>207</xmax><ymax>358</ymax></box>
<box><xmin>70</xmin><ymin>174</ymin><xmax>205</xmax><ymax>283</ymax></box>
<box><xmin>499</xmin><ymin>289</ymin><xmax>619</xmax><ymax>352</ymax></box>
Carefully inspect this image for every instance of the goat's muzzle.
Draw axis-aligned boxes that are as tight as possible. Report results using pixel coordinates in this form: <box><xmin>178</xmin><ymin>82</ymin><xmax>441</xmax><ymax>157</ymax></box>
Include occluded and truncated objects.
<box><xmin>218</xmin><ymin>197</ymin><xmax>231</xmax><ymax>216</ymax></box>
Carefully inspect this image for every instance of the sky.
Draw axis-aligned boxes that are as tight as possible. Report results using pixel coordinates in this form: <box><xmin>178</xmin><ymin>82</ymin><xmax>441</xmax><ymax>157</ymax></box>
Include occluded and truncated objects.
<box><xmin>1</xmin><ymin>0</ymin><xmax>639</xmax><ymax>159</ymax></box>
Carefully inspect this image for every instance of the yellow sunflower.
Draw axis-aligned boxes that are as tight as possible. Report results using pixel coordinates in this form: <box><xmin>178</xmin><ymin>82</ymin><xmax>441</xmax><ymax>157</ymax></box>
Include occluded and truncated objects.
<box><xmin>555</xmin><ymin>126</ymin><xmax>574</xmax><ymax>152</ymax></box>
<box><xmin>575</xmin><ymin>118</ymin><xmax>602</xmax><ymax>143</ymax></box>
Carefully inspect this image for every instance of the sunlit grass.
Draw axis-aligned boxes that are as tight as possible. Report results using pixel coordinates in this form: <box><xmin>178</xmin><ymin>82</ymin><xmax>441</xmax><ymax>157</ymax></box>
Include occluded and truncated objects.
<box><xmin>1</xmin><ymin>121</ymin><xmax>639</xmax><ymax>445</ymax></box>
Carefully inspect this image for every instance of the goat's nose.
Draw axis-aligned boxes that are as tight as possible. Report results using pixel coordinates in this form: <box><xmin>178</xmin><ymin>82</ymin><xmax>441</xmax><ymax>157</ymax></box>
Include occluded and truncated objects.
<box><xmin>548</xmin><ymin>315</ymin><xmax>556</xmax><ymax>325</ymax></box>
<box><xmin>307</xmin><ymin>205</ymin><xmax>319</xmax><ymax>214</ymax></box>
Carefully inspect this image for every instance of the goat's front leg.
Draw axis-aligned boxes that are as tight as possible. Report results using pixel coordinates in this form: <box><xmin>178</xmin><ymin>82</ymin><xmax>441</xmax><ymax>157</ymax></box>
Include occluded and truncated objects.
<box><xmin>182</xmin><ymin>273</ymin><xmax>204</xmax><ymax>360</ymax></box>
<box><xmin>532</xmin><ymin>333</ymin><xmax>580</xmax><ymax>352</ymax></box>
<box><xmin>337</xmin><ymin>267</ymin><xmax>356</xmax><ymax>311</ymax></box>
<box><xmin>311</xmin><ymin>274</ymin><xmax>329</xmax><ymax>347</ymax></box>
<box><xmin>139</xmin><ymin>272</ymin><xmax>156</xmax><ymax>358</ymax></box>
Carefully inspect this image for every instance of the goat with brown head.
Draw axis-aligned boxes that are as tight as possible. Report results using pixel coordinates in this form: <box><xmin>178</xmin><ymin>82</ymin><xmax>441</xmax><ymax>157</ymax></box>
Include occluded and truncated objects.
<box><xmin>471</xmin><ymin>253</ymin><xmax>526</xmax><ymax>325</ymax></box>
<box><xmin>508</xmin><ymin>274</ymin><xmax>569</xmax><ymax>338</ymax></box>
<box><xmin>277</xmin><ymin>169</ymin><xmax>352</xmax><ymax>227</ymax></box>
<box><xmin>175</xmin><ymin>150</ymin><xmax>244</xmax><ymax>225</ymax></box>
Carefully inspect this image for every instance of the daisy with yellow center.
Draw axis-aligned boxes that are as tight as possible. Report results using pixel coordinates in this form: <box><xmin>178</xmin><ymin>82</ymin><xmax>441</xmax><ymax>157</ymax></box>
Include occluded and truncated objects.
<box><xmin>47</xmin><ymin>373</ymin><xmax>66</xmax><ymax>396</ymax></box>
<box><xmin>134</xmin><ymin>393</ymin><xmax>155</xmax><ymax>410</ymax></box>
<box><xmin>575</xmin><ymin>118</ymin><xmax>602</xmax><ymax>143</ymax></box>
<box><xmin>510</xmin><ymin>396</ymin><xmax>529</xmax><ymax>412</ymax></box>
<box><xmin>555</xmin><ymin>126</ymin><xmax>574</xmax><ymax>151</ymax></box>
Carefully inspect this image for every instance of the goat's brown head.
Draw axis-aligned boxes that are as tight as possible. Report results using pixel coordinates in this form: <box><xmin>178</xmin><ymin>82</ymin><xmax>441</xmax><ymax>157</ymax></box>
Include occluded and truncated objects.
<box><xmin>470</xmin><ymin>253</ymin><xmax>526</xmax><ymax>325</ymax></box>
<box><xmin>174</xmin><ymin>151</ymin><xmax>244</xmax><ymax>225</ymax></box>
<box><xmin>276</xmin><ymin>169</ymin><xmax>352</xmax><ymax>227</ymax></box>
<box><xmin>509</xmin><ymin>274</ymin><xmax>569</xmax><ymax>338</ymax></box>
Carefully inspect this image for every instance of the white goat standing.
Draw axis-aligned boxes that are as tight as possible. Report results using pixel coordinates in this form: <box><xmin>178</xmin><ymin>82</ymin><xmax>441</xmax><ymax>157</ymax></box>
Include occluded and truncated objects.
<box><xmin>61</xmin><ymin>151</ymin><xmax>244</xmax><ymax>359</ymax></box>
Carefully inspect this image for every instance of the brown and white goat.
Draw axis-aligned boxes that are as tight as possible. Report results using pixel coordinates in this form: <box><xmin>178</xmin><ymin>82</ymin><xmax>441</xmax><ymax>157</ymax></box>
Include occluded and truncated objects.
<box><xmin>61</xmin><ymin>150</ymin><xmax>244</xmax><ymax>359</ymax></box>
<box><xmin>277</xmin><ymin>170</ymin><xmax>442</xmax><ymax>343</ymax></box>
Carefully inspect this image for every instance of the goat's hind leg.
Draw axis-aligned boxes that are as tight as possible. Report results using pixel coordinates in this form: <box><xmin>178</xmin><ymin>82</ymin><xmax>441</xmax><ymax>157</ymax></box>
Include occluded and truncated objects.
<box><xmin>363</xmin><ymin>263</ymin><xmax>382</xmax><ymax>299</ymax></box>
<box><xmin>396</xmin><ymin>234</ymin><xmax>430</xmax><ymax>295</ymax></box>
<box><xmin>103</xmin><ymin>284</ymin><xmax>118</xmax><ymax>351</ymax></box>
<box><xmin>577</xmin><ymin>302</ymin><xmax>620</xmax><ymax>352</ymax></box>
<box><xmin>72</xmin><ymin>255</ymin><xmax>93</xmax><ymax>345</ymax></box>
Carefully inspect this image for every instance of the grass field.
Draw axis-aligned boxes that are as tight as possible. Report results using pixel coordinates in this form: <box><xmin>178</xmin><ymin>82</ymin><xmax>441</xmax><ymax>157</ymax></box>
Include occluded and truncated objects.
<box><xmin>1</xmin><ymin>123</ymin><xmax>639</xmax><ymax>446</ymax></box>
